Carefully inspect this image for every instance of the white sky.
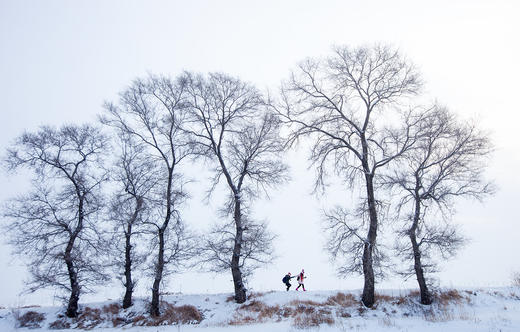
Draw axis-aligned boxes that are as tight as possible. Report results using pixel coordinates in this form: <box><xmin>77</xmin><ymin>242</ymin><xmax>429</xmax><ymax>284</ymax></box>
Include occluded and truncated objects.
<box><xmin>0</xmin><ymin>0</ymin><xmax>519</xmax><ymax>307</ymax></box>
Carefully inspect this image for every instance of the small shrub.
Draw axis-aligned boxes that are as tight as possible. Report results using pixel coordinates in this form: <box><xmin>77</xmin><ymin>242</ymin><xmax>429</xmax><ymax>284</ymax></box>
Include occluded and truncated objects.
<box><xmin>49</xmin><ymin>319</ymin><xmax>71</xmax><ymax>330</ymax></box>
<box><xmin>17</xmin><ymin>310</ymin><xmax>45</xmax><ymax>328</ymax></box>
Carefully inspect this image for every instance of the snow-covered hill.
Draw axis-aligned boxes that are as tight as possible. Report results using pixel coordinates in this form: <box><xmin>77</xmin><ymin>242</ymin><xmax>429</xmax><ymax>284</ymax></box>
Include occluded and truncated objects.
<box><xmin>1</xmin><ymin>288</ymin><xmax>519</xmax><ymax>331</ymax></box>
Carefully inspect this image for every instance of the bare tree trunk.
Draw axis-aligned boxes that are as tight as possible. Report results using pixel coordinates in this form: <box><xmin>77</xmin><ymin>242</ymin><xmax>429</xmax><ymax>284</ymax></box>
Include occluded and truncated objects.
<box><xmin>361</xmin><ymin>172</ymin><xmax>378</xmax><ymax>308</ymax></box>
<box><xmin>151</xmin><ymin>168</ymin><xmax>174</xmax><ymax>317</ymax></box>
<box><xmin>231</xmin><ymin>196</ymin><xmax>247</xmax><ymax>303</ymax></box>
<box><xmin>66</xmin><ymin>196</ymin><xmax>83</xmax><ymax>318</ymax></box>
<box><xmin>122</xmin><ymin>197</ymin><xmax>142</xmax><ymax>309</ymax></box>
<box><xmin>410</xmin><ymin>197</ymin><xmax>432</xmax><ymax>305</ymax></box>
<box><xmin>150</xmin><ymin>228</ymin><xmax>165</xmax><ymax>317</ymax></box>
<box><xmin>122</xmin><ymin>223</ymin><xmax>134</xmax><ymax>309</ymax></box>
<box><xmin>65</xmin><ymin>239</ymin><xmax>80</xmax><ymax>318</ymax></box>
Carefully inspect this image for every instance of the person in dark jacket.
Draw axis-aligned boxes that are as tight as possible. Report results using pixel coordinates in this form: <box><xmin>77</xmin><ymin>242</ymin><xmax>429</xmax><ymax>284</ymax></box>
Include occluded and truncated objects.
<box><xmin>282</xmin><ymin>272</ymin><xmax>296</xmax><ymax>291</ymax></box>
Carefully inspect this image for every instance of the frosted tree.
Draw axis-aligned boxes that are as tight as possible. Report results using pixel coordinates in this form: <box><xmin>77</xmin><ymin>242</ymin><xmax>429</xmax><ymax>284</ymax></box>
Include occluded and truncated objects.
<box><xmin>3</xmin><ymin>124</ymin><xmax>109</xmax><ymax>318</ymax></box>
<box><xmin>384</xmin><ymin>105</ymin><xmax>493</xmax><ymax>304</ymax></box>
<box><xmin>102</xmin><ymin>75</ymin><xmax>196</xmax><ymax>317</ymax></box>
<box><xmin>106</xmin><ymin>133</ymin><xmax>158</xmax><ymax>309</ymax></box>
<box><xmin>183</xmin><ymin>72</ymin><xmax>288</xmax><ymax>303</ymax></box>
<box><xmin>278</xmin><ymin>45</ymin><xmax>422</xmax><ymax>307</ymax></box>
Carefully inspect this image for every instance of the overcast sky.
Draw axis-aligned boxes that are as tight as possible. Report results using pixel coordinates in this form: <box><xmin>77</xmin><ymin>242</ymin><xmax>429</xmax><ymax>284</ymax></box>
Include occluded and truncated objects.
<box><xmin>1</xmin><ymin>0</ymin><xmax>519</xmax><ymax>307</ymax></box>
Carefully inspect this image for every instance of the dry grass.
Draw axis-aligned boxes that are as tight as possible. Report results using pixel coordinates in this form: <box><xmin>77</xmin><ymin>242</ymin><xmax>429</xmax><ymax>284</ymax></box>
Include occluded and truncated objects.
<box><xmin>336</xmin><ymin>308</ymin><xmax>352</xmax><ymax>318</ymax></box>
<box><xmin>48</xmin><ymin>318</ymin><xmax>71</xmax><ymax>330</ymax></box>
<box><xmin>374</xmin><ymin>292</ymin><xmax>412</xmax><ymax>306</ymax></box>
<box><xmin>16</xmin><ymin>310</ymin><xmax>45</xmax><ymax>328</ymax></box>
<box><xmin>111</xmin><ymin>316</ymin><xmax>126</xmax><ymax>327</ymax></box>
<box><xmin>248</xmin><ymin>290</ymin><xmax>274</xmax><ymax>301</ymax></box>
<box><xmin>290</xmin><ymin>302</ymin><xmax>317</xmax><ymax>316</ymax></box>
<box><xmin>233</xmin><ymin>297</ymin><xmax>340</xmax><ymax>327</ymax></box>
<box><xmin>131</xmin><ymin>314</ymin><xmax>147</xmax><ymax>325</ymax></box>
<box><xmin>325</xmin><ymin>292</ymin><xmax>357</xmax><ymax>307</ymax></box>
<box><xmin>280</xmin><ymin>306</ymin><xmax>295</xmax><ymax>318</ymax></box>
<box><xmin>226</xmin><ymin>295</ymin><xmax>235</xmax><ymax>302</ymax></box>
<box><xmin>436</xmin><ymin>289</ymin><xmax>469</xmax><ymax>305</ymax></box>
<box><xmin>393</xmin><ymin>296</ymin><xmax>409</xmax><ymax>306</ymax></box>
<box><xmin>239</xmin><ymin>300</ymin><xmax>267</xmax><ymax>312</ymax></box>
<box><xmin>102</xmin><ymin>303</ymin><xmax>121</xmax><ymax>315</ymax></box>
<box><xmin>422</xmin><ymin>307</ymin><xmax>454</xmax><ymax>322</ymax></box>
<box><xmin>375</xmin><ymin>293</ymin><xmax>397</xmax><ymax>303</ymax></box>
<box><xmin>422</xmin><ymin>307</ymin><xmax>477</xmax><ymax>323</ymax></box>
<box><xmin>258</xmin><ymin>305</ymin><xmax>281</xmax><ymax>320</ymax></box>
<box><xmin>292</xmin><ymin>311</ymin><xmax>335</xmax><ymax>329</ymax></box>
<box><xmin>289</xmin><ymin>299</ymin><xmax>324</xmax><ymax>307</ymax></box>
<box><xmin>228</xmin><ymin>315</ymin><xmax>257</xmax><ymax>325</ymax></box>
<box><xmin>77</xmin><ymin>306</ymin><xmax>103</xmax><ymax>329</ymax></box>
<box><xmin>146</xmin><ymin>303</ymin><xmax>203</xmax><ymax>326</ymax></box>
<box><xmin>237</xmin><ymin>300</ymin><xmax>280</xmax><ymax>320</ymax></box>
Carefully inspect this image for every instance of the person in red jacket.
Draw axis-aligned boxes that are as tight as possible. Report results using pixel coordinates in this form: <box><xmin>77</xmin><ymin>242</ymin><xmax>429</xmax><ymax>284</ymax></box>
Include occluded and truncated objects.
<box><xmin>295</xmin><ymin>269</ymin><xmax>306</xmax><ymax>291</ymax></box>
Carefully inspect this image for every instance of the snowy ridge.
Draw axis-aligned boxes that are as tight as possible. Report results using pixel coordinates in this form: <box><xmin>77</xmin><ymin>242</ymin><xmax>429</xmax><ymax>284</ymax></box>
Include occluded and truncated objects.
<box><xmin>0</xmin><ymin>288</ymin><xmax>519</xmax><ymax>331</ymax></box>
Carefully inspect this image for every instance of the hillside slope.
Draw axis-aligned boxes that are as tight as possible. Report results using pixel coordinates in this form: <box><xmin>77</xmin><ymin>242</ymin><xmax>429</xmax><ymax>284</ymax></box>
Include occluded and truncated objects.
<box><xmin>0</xmin><ymin>288</ymin><xmax>518</xmax><ymax>331</ymax></box>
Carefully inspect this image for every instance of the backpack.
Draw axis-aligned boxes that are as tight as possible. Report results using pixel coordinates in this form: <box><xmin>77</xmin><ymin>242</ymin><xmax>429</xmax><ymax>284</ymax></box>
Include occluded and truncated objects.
<box><xmin>282</xmin><ymin>275</ymin><xmax>289</xmax><ymax>283</ymax></box>
<box><xmin>297</xmin><ymin>275</ymin><xmax>301</xmax><ymax>282</ymax></box>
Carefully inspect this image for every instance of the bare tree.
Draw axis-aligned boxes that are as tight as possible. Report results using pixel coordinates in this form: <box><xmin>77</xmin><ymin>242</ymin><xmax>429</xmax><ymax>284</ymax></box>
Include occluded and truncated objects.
<box><xmin>107</xmin><ymin>133</ymin><xmax>158</xmax><ymax>309</ymax></box>
<box><xmin>183</xmin><ymin>72</ymin><xmax>288</xmax><ymax>303</ymax></box>
<box><xmin>384</xmin><ymin>105</ymin><xmax>493</xmax><ymax>304</ymax></box>
<box><xmin>2</xmin><ymin>124</ymin><xmax>109</xmax><ymax>318</ymax></box>
<box><xmin>102</xmin><ymin>75</ymin><xmax>195</xmax><ymax>317</ymax></box>
<box><xmin>277</xmin><ymin>45</ymin><xmax>422</xmax><ymax>307</ymax></box>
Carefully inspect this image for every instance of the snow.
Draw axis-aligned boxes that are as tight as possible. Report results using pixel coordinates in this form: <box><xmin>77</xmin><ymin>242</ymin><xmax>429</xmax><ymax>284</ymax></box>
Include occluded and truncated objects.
<box><xmin>0</xmin><ymin>288</ymin><xmax>519</xmax><ymax>331</ymax></box>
